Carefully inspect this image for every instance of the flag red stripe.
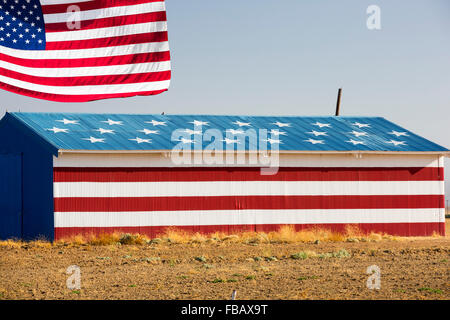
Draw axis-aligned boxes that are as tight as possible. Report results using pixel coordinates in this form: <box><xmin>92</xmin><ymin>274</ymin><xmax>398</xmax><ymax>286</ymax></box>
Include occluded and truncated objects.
<box><xmin>45</xmin><ymin>31</ymin><xmax>168</xmax><ymax>50</ymax></box>
<box><xmin>53</xmin><ymin>195</ymin><xmax>445</xmax><ymax>212</ymax></box>
<box><xmin>53</xmin><ymin>167</ymin><xmax>444</xmax><ymax>182</ymax></box>
<box><xmin>54</xmin><ymin>222</ymin><xmax>446</xmax><ymax>239</ymax></box>
<box><xmin>0</xmin><ymin>81</ymin><xmax>166</xmax><ymax>102</ymax></box>
<box><xmin>0</xmin><ymin>51</ymin><xmax>171</xmax><ymax>68</ymax></box>
<box><xmin>41</xmin><ymin>0</ymin><xmax>163</xmax><ymax>14</ymax></box>
<box><xmin>45</xmin><ymin>11</ymin><xmax>167</xmax><ymax>32</ymax></box>
<box><xmin>0</xmin><ymin>68</ymin><xmax>171</xmax><ymax>86</ymax></box>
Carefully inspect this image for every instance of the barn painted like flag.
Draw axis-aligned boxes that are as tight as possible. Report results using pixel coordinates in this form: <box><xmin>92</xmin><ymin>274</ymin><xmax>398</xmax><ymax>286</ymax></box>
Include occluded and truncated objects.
<box><xmin>0</xmin><ymin>112</ymin><xmax>448</xmax><ymax>240</ymax></box>
<box><xmin>0</xmin><ymin>0</ymin><xmax>171</xmax><ymax>102</ymax></box>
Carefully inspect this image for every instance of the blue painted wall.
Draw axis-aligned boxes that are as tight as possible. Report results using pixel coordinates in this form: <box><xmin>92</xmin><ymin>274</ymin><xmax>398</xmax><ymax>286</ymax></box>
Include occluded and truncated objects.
<box><xmin>0</xmin><ymin>113</ymin><xmax>57</xmax><ymax>240</ymax></box>
<box><xmin>0</xmin><ymin>154</ymin><xmax>22</xmax><ymax>239</ymax></box>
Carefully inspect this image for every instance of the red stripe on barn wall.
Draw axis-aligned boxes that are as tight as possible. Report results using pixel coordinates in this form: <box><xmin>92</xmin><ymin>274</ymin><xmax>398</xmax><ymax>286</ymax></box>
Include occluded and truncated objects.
<box><xmin>53</xmin><ymin>165</ymin><xmax>445</xmax><ymax>239</ymax></box>
<box><xmin>54</xmin><ymin>222</ymin><xmax>445</xmax><ymax>239</ymax></box>
<box><xmin>53</xmin><ymin>166</ymin><xmax>444</xmax><ymax>182</ymax></box>
<box><xmin>54</xmin><ymin>195</ymin><xmax>444</xmax><ymax>212</ymax></box>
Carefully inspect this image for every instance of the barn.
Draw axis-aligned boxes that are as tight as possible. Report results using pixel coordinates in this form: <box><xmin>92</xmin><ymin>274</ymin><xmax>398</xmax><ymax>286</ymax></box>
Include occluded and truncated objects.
<box><xmin>0</xmin><ymin>112</ymin><xmax>448</xmax><ymax>241</ymax></box>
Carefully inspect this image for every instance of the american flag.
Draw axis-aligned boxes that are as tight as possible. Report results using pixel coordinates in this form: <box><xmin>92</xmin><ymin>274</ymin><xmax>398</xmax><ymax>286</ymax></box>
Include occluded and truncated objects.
<box><xmin>0</xmin><ymin>0</ymin><xmax>171</xmax><ymax>102</ymax></box>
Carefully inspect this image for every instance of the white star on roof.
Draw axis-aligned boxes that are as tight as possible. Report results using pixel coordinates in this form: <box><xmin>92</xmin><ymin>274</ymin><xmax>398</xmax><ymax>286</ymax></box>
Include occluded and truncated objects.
<box><xmin>307</xmin><ymin>130</ymin><xmax>327</xmax><ymax>137</ymax></box>
<box><xmin>146</xmin><ymin>120</ymin><xmax>167</xmax><ymax>126</ymax></box>
<box><xmin>263</xmin><ymin>138</ymin><xmax>282</xmax><ymax>144</ymax></box>
<box><xmin>46</xmin><ymin>127</ymin><xmax>68</xmax><ymax>133</ymax></box>
<box><xmin>82</xmin><ymin>137</ymin><xmax>105</xmax><ymax>144</ymax></box>
<box><xmin>95</xmin><ymin>128</ymin><xmax>115</xmax><ymax>134</ymax></box>
<box><xmin>190</xmin><ymin>120</ymin><xmax>209</xmax><ymax>126</ymax></box>
<box><xmin>233</xmin><ymin>121</ymin><xmax>251</xmax><ymax>127</ymax></box>
<box><xmin>269</xmin><ymin>129</ymin><xmax>287</xmax><ymax>136</ymax></box>
<box><xmin>353</xmin><ymin>122</ymin><xmax>370</xmax><ymax>128</ymax></box>
<box><xmin>386</xmin><ymin>139</ymin><xmax>406</xmax><ymax>146</ymax></box>
<box><xmin>129</xmin><ymin>137</ymin><xmax>152</xmax><ymax>144</ymax></box>
<box><xmin>226</xmin><ymin>129</ymin><xmax>245</xmax><ymax>135</ymax></box>
<box><xmin>272</xmin><ymin>121</ymin><xmax>291</xmax><ymax>128</ymax></box>
<box><xmin>389</xmin><ymin>130</ymin><xmax>408</xmax><ymax>137</ymax></box>
<box><xmin>138</xmin><ymin>129</ymin><xmax>159</xmax><ymax>135</ymax></box>
<box><xmin>222</xmin><ymin>138</ymin><xmax>240</xmax><ymax>144</ymax></box>
<box><xmin>312</xmin><ymin>122</ymin><xmax>331</xmax><ymax>128</ymax></box>
<box><xmin>349</xmin><ymin>130</ymin><xmax>367</xmax><ymax>137</ymax></box>
<box><xmin>347</xmin><ymin>139</ymin><xmax>365</xmax><ymax>145</ymax></box>
<box><xmin>178</xmin><ymin>138</ymin><xmax>194</xmax><ymax>144</ymax></box>
<box><xmin>183</xmin><ymin>129</ymin><xmax>202</xmax><ymax>135</ymax></box>
<box><xmin>101</xmin><ymin>119</ymin><xmax>123</xmax><ymax>126</ymax></box>
<box><xmin>56</xmin><ymin>119</ymin><xmax>79</xmax><ymax>125</ymax></box>
<box><xmin>304</xmin><ymin>138</ymin><xmax>324</xmax><ymax>144</ymax></box>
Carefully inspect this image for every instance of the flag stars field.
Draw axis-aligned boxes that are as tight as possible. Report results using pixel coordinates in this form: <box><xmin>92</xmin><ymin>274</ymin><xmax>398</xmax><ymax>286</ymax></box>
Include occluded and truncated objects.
<box><xmin>0</xmin><ymin>0</ymin><xmax>171</xmax><ymax>102</ymax></box>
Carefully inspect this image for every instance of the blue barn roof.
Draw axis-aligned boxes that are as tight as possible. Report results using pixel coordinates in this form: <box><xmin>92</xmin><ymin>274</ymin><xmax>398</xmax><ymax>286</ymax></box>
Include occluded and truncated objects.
<box><xmin>2</xmin><ymin>112</ymin><xmax>448</xmax><ymax>153</ymax></box>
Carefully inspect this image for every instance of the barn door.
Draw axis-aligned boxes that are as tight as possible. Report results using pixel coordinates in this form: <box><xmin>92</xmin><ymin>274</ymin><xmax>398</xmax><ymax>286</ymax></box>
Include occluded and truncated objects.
<box><xmin>0</xmin><ymin>154</ymin><xmax>23</xmax><ymax>239</ymax></box>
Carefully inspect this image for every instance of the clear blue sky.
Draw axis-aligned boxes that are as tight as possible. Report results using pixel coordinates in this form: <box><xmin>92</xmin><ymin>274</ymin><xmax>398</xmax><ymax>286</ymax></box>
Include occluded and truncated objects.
<box><xmin>1</xmin><ymin>0</ymin><xmax>449</xmax><ymax>198</ymax></box>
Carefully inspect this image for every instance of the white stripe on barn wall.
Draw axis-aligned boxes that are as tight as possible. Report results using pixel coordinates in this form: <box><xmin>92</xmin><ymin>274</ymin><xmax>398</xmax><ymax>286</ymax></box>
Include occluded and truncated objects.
<box><xmin>53</xmin><ymin>180</ymin><xmax>444</xmax><ymax>198</ymax></box>
<box><xmin>53</xmin><ymin>153</ymin><xmax>443</xmax><ymax>168</ymax></box>
<box><xmin>54</xmin><ymin>208</ymin><xmax>445</xmax><ymax>228</ymax></box>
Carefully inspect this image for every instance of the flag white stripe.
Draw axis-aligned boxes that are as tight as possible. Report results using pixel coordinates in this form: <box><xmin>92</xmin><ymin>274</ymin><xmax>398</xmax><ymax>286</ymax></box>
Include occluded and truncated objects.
<box><xmin>0</xmin><ymin>60</ymin><xmax>171</xmax><ymax>77</ymax></box>
<box><xmin>41</xmin><ymin>0</ymin><xmax>94</xmax><ymax>5</ymax></box>
<box><xmin>53</xmin><ymin>181</ymin><xmax>444</xmax><ymax>198</ymax></box>
<box><xmin>40</xmin><ymin>0</ymin><xmax>96</xmax><ymax>6</ymax></box>
<box><xmin>0</xmin><ymin>42</ymin><xmax>170</xmax><ymax>60</ymax></box>
<box><xmin>43</xmin><ymin>2</ymin><xmax>166</xmax><ymax>24</ymax></box>
<box><xmin>54</xmin><ymin>208</ymin><xmax>445</xmax><ymax>228</ymax></box>
<box><xmin>46</xmin><ymin>21</ymin><xmax>167</xmax><ymax>42</ymax></box>
<box><xmin>0</xmin><ymin>74</ymin><xmax>170</xmax><ymax>94</ymax></box>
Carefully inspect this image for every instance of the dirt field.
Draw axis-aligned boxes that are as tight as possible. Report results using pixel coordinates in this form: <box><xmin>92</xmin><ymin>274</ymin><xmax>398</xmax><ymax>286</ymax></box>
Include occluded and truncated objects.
<box><xmin>0</xmin><ymin>223</ymin><xmax>449</xmax><ymax>300</ymax></box>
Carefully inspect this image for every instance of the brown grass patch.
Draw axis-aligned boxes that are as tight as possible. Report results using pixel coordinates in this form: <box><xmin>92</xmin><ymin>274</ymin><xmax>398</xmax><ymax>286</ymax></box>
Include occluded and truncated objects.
<box><xmin>0</xmin><ymin>223</ymin><xmax>436</xmax><ymax>247</ymax></box>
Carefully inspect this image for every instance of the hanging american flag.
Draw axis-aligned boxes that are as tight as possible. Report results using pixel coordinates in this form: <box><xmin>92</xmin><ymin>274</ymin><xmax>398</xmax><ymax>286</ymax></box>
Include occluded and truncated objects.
<box><xmin>0</xmin><ymin>0</ymin><xmax>171</xmax><ymax>102</ymax></box>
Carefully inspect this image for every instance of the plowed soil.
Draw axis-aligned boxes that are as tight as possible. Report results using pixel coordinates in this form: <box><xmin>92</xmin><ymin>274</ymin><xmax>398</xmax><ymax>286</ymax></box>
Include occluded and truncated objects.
<box><xmin>0</xmin><ymin>228</ymin><xmax>449</xmax><ymax>300</ymax></box>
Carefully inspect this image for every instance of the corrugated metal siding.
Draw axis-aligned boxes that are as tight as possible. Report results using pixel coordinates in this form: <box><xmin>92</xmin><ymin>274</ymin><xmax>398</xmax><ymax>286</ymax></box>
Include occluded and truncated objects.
<box><xmin>0</xmin><ymin>115</ymin><xmax>54</xmax><ymax>240</ymax></box>
<box><xmin>0</xmin><ymin>154</ymin><xmax>22</xmax><ymax>239</ymax></box>
<box><xmin>53</xmin><ymin>153</ymin><xmax>445</xmax><ymax>239</ymax></box>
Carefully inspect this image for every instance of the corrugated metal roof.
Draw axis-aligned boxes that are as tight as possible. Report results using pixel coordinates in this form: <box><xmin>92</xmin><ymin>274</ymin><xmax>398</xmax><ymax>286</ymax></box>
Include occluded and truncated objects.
<box><xmin>6</xmin><ymin>112</ymin><xmax>449</xmax><ymax>152</ymax></box>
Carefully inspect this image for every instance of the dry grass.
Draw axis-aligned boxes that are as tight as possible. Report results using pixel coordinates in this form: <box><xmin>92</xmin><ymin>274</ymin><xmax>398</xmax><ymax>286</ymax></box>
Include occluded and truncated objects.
<box><xmin>0</xmin><ymin>223</ymin><xmax>444</xmax><ymax>247</ymax></box>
